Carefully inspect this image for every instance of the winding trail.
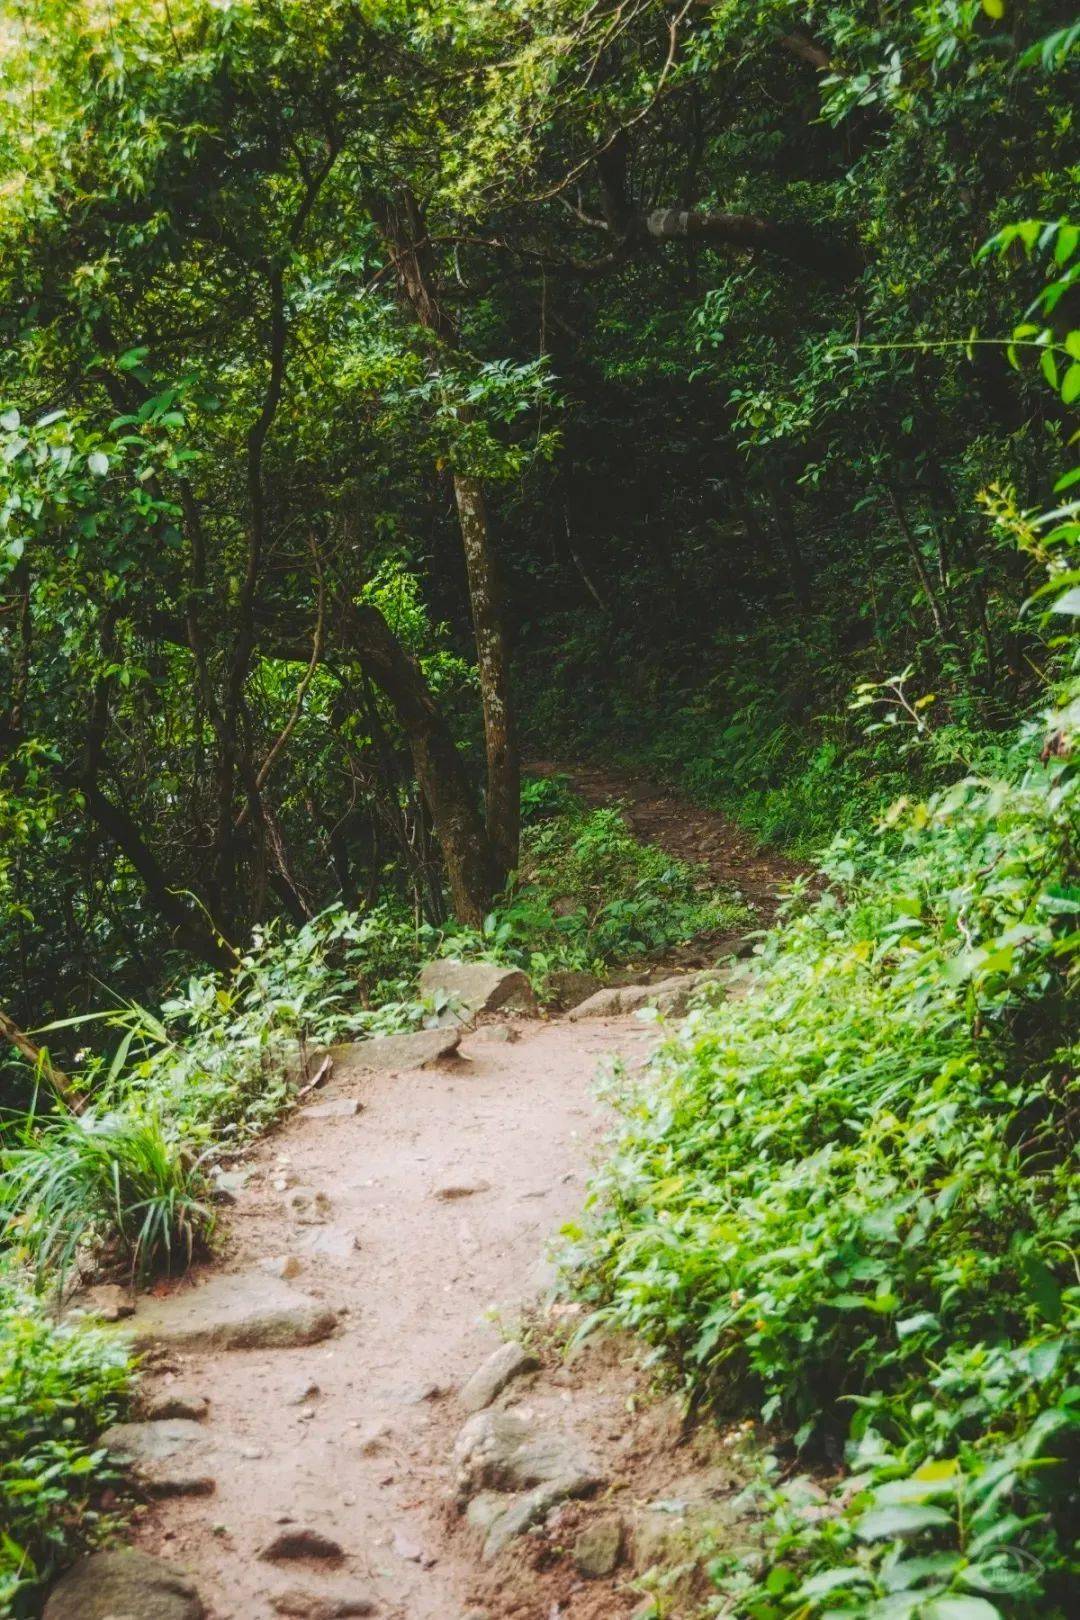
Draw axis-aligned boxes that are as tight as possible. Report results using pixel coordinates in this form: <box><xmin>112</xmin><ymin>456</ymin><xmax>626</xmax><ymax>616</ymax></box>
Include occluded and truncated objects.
<box><xmin>125</xmin><ymin>768</ymin><xmax>797</xmax><ymax>1620</ymax></box>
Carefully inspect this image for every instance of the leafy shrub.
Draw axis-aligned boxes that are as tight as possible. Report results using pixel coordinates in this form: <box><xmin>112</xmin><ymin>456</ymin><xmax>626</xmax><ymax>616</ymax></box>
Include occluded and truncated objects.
<box><xmin>515</xmin><ymin>798</ymin><xmax>748</xmax><ymax>971</ymax></box>
<box><xmin>402</xmin><ymin>789</ymin><xmax>748</xmax><ymax>993</ymax></box>
<box><xmin>571</xmin><ymin>737</ymin><xmax>1079</xmax><ymax>1617</ymax></box>
<box><xmin>1</xmin><ymin>1111</ymin><xmax>211</xmax><ymax>1283</ymax></box>
<box><xmin>520</xmin><ymin>772</ymin><xmax>577</xmax><ymax>822</ymax></box>
<box><xmin>0</xmin><ymin>1275</ymin><xmax>129</xmax><ymax>1617</ymax></box>
<box><xmin>35</xmin><ymin>904</ymin><xmax>435</xmax><ymax>1156</ymax></box>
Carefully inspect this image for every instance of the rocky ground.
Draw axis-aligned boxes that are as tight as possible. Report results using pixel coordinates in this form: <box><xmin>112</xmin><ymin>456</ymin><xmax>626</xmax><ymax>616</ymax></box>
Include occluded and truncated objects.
<box><xmin>49</xmin><ymin>769</ymin><xmax>796</xmax><ymax>1620</ymax></box>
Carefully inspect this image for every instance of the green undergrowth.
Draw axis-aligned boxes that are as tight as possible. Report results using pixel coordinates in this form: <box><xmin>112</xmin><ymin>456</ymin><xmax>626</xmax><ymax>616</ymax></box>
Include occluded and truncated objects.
<box><xmin>519</xmin><ymin>568</ymin><xmax>1030</xmax><ymax>863</ymax></box>
<box><xmin>0</xmin><ymin>1275</ymin><xmax>130</xmax><ymax>1616</ymax></box>
<box><xmin>521</xmin><ymin>624</ymin><xmax>899</xmax><ymax>858</ymax></box>
<box><xmin>0</xmin><ymin>785</ymin><xmax>737</xmax><ymax>1613</ymax></box>
<box><xmin>568</xmin><ymin>723</ymin><xmax>1079</xmax><ymax>1617</ymax></box>
<box><xmin>497</xmin><ymin>777</ymin><xmax>749</xmax><ymax>986</ymax></box>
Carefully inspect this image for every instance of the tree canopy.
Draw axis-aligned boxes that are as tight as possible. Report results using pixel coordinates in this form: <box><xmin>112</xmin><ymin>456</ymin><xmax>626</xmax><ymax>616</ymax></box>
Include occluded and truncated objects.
<box><xmin>0</xmin><ymin>0</ymin><xmax>1076</xmax><ymax>1014</ymax></box>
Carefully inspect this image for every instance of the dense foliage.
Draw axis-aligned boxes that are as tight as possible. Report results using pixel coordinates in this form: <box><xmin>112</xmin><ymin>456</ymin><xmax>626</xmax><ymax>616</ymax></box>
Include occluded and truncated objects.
<box><xmin>0</xmin><ymin>1280</ymin><xmax>129</xmax><ymax>1613</ymax></box>
<box><xmin>2</xmin><ymin>0</ymin><xmax>1076</xmax><ymax>1028</ymax></box>
<box><xmin>574</xmin><ymin>729</ymin><xmax>1078</xmax><ymax>1615</ymax></box>
<box><xmin>0</xmin><ymin>1</ymin><xmax>1077</xmax><ymax>1616</ymax></box>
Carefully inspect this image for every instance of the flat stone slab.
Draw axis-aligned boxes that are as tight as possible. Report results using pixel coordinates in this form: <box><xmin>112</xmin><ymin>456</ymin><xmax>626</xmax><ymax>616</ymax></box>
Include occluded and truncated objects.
<box><xmin>125</xmin><ymin>1270</ymin><xmax>339</xmax><ymax>1352</ymax></box>
<box><xmin>44</xmin><ymin>1549</ymin><xmax>205</xmax><ymax>1620</ymax></box>
<box><xmin>138</xmin><ymin>1383</ymin><xmax>210</xmax><ymax>1422</ymax></box>
<box><xmin>568</xmin><ymin>967</ymin><xmax>730</xmax><ymax>1021</ymax></box>
<box><xmin>99</xmin><ymin>1418</ymin><xmax>217</xmax><ymax>1497</ymax></box>
<box><xmin>293</xmin><ymin>1224</ymin><xmax>362</xmax><ymax>1260</ymax></box>
<box><xmin>331</xmin><ymin>1028</ymin><xmax>461</xmax><ymax>1074</ymax></box>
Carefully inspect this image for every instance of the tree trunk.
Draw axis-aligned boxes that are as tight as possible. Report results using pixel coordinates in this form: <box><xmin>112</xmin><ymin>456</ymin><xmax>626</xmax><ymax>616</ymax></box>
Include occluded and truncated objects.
<box><xmin>371</xmin><ymin>188</ymin><xmax>519</xmax><ymax>884</ymax></box>
<box><xmin>348</xmin><ymin>601</ymin><xmax>497</xmax><ymax>925</ymax></box>
<box><xmin>75</xmin><ymin>776</ymin><xmax>238</xmax><ymax>969</ymax></box>
<box><xmin>767</xmin><ymin>479</ymin><xmax>811</xmax><ymax>607</ymax></box>
<box><xmin>886</xmin><ymin>484</ymin><xmax>952</xmax><ymax>642</ymax></box>
<box><xmin>450</xmin><ymin>471</ymin><xmax>519</xmax><ymax>878</ymax></box>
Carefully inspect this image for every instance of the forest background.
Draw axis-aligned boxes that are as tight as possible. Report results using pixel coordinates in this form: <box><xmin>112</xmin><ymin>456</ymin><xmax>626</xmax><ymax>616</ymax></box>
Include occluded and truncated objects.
<box><xmin>0</xmin><ymin>5</ymin><xmax>1077</xmax><ymax>1619</ymax></box>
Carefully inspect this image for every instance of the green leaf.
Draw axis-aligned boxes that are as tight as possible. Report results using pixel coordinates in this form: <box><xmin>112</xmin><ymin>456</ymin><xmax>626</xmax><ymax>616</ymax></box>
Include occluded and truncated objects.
<box><xmin>923</xmin><ymin>1599</ymin><xmax>1002</xmax><ymax>1620</ymax></box>
<box><xmin>856</xmin><ymin>1504</ymin><xmax>953</xmax><ymax>1540</ymax></box>
<box><xmin>797</xmin><ymin>1566</ymin><xmax>874</xmax><ymax>1598</ymax></box>
<box><xmin>981</xmin><ymin>0</ymin><xmax>1005</xmax><ymax>18</ymax></box>
<box><xmin>1062</xmin><ymin>363</ymin><xmax>1080</xmax><ymax>405</ymax></box>
<box><xmin>1054</xmin><ymin>225</ymin><xmax>1079</xmax><ymax>266</ymax></box>
<box><xmin>1019</xmin><ymin>1253</ymin><xmax>1062</xmax><ymax>1322</ymax></box>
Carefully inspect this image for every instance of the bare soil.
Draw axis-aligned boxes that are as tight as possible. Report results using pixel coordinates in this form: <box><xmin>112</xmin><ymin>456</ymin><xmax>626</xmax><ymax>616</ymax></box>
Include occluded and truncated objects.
<box><xmin>128</xmin><ymin>770</ymin><xmax>795</xmax><ymax>1620</ymax></box>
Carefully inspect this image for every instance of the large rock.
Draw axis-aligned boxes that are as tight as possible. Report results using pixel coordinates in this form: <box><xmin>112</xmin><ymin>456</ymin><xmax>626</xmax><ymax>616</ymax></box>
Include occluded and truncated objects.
<box><xmin>419</xmin><ymin>959</ymin><xmax>535</xmax><ymax>1025</ymax></box>
<box><xmin>331</xmin><ymin>1027</ymin><xmax>461</xmax><ymax>1074</ymax></box>
<box><xmin>125</xmin><ymin>1270</ymin><xmax>339</xmax><ymax>1352</ymax></box>
<box><xmin>568</xmin><ymin>967</ymin><xmax>729</xmax><ymax>1021</ymax></box>
<box><xmin>44</xmin><ymin>1549</ymin><xmax>204</xmax><ymax>1620</ymax></box>
<box><xmin>65</xmin><ymin>1282</ymin><xmax>135</xmax><ymax>1322</ymax></box>
<box><xmin>453</xmin><ymin>1408</ymin><xmax>599</xmax><ymax>1504</ymax></box>
<box><xmin>628</xmin><ymin>1493</ymin><xmax>748</xmax><ymax>1574</ymax></box>
<box><xmin>137</xmin><ymin>1383</ymin><xmax>209</xmax><ymax>1422</ymax></box>
<box><xmin>565</xmin><ymin>986</ymin><xmax>625</xmax><ymax>1020</ymax></box>
<box><xmin>99</xmin><ymin>1418</ymin><xmax>217</xmax><ymax>1497</ymax></box>
<box><xmin>459</xmin><ymin>1341</ymin><xmax>539</xmax><ymax>1413</ymax></box>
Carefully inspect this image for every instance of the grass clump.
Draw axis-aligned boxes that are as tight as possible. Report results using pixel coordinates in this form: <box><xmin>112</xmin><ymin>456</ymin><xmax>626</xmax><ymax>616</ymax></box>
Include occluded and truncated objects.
<box><xmin>571</xmin><ymin>738</ymin><xmax>1079</xmax><ymax>1617</ymax></box>
<box><xmin>0</xmin><ymin>1274</ymin><xmax>129</xmax><ymax>1618</ymax></box>
<box><xmin>1</xmin><ymin>1111</ymin><xmax>211</xmax><ymax>1285</ymax></box>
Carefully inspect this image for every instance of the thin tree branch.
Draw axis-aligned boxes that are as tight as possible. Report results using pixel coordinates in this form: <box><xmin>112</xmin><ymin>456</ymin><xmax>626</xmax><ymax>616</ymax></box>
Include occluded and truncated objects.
<box><xmin>234</xmin><ymin>534</ymin><xmax>327</xmax><ymax>830</ymax></box>
<box><xmin>0</xmin><ymin>1008</ymin><xmax>82</xmax><ymax>1112</ymax></box>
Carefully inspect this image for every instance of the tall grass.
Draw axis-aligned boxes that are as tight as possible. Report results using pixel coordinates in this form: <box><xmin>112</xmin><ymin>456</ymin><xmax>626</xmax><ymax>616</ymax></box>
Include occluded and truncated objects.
<box><xmin>0</xmin><ymin>1110</ymin><xmax>211</xmax><ymax>1283</ymax></box>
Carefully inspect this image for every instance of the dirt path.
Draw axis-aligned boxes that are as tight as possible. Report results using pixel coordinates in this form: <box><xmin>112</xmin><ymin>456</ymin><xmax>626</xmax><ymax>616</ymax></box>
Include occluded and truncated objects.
<box><xmin>119</xmin><ymin>772</ymin><xmax>796</xmax><ymax>1620</ymax></box>
<box><xmin>132</xmin><ymin>1018</ymin><xmax>658</xmax><ymax>1620</ymax></box>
